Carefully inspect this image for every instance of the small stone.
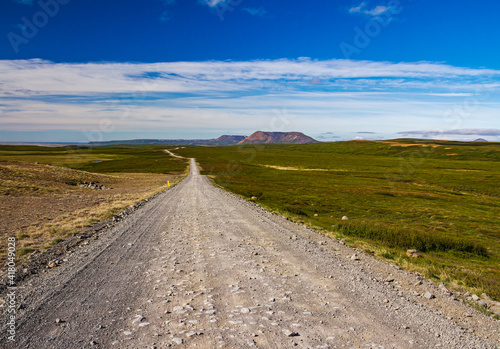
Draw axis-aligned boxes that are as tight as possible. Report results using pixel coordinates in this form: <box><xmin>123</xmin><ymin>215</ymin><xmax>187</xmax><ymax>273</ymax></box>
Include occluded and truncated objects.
<box><xmin>350</xmin><ymin>254</ymin><xmax>360</xmax><ymax>261</ymax></box>
<box><xmin>172</xmin><ymin>337</ymin><xmax>183</xmax><ymax>345</ymax></box>
<box><xmin>55</xmin><ymin>318</ymin><xmax>62</xmax><ymax>324</ymax></box>
<box><xmin>314</xmin><ymin>214</ymin><xmax>318</xmax><ymax>217</ymax></box>
<box><xmin>481</xmin><ymin>293</ymin><xmax>492</xmax><ymax>300</ymax></box>
<box><xmin>341</xmin><ymin>216</ymin><xmax>348</xmax><ymax>220</ymax></box>
<box><xmin>241</xmin><ymin>308</ymin><xmax>251</xmax><ymax>314</ymax></box>
<box><xmin>423</xmin><ymin>292</ymin><xmax>435</xmax><ymax>299</ymax></box>
<box><xmin>132</xmin><ymin>315</ymin><xmax>145</xmax><ymax>323</ymax></box>
<box><xmin>283</xmin><ymin>329</ymin><xmax>298</xmax><ymax>337</ymax></box>
<box><xmin>90</xmin><ymin>340</ymin><xmax>98</xmax><ymax>346</ymax></box>
<box><xmin>438</xmin><ymin>282</ymin><xmax>448</xmax><ymax>290</ymax></box>
<box><xmin>471</xmin><ymin>294</ymin><xmax>480</xmax><ymax>301</ymax></box>
<box><xmin>406</xmin><ymin>249</ymin><xmax>421</xmax><ymax>258</ymax></box>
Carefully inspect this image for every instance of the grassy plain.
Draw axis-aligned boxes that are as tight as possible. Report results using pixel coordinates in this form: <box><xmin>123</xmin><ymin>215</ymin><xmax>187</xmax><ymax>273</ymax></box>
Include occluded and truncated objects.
<box><xmin>176</xmin><ymin>139</ymin><xmax>500</xmax><ymax>301</ymax></box>
<box><xmin>0</xmin><ymin>145</ymin><xmax>188</xmax><ymax>267</ymax></box>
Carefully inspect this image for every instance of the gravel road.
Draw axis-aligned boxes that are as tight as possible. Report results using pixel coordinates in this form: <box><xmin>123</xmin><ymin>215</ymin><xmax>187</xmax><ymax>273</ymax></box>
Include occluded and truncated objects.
<box><xmin>1</xmin><ymin>159</ymin><xmax>498</xmax><ymax>348</ymax></box>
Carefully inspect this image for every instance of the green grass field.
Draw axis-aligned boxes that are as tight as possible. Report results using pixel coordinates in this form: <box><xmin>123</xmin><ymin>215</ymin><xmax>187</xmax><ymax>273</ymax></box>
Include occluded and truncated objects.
<box><xmin>176</xmin><ymin>139</ymin><xmax>500</xmax><ymax>301</ymax></box>
<box><xmin>0</xmin><ymin>145</ymin><xmax>188</xmax><ymax>174</ymax></box>
<box><xmin>2</xmin><ymin>141</ymin><xmax>498</xmax><ymax>302</ymax></box>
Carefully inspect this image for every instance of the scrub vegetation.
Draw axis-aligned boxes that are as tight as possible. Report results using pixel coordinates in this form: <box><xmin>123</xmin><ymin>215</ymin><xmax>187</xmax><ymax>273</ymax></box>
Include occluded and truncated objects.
<box><xmin>0</xmin><ymin>145</ymin><xmax>189</xmax><ymax>266</ymax></box>
<box><xmin>176</xmin><ymin>139</ymin><xmax>500</xmax><ymax>300</ymax></box>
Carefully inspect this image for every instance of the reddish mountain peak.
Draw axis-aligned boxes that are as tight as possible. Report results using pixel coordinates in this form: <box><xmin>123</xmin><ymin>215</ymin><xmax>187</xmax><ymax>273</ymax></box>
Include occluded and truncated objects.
<box><xmin>238</xmin><ymin>131</ymin><xmax>318</xmax><ymax>144</ymax></box>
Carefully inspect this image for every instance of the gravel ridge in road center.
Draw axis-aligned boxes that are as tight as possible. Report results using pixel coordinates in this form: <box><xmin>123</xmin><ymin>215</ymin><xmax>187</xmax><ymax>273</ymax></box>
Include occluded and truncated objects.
<box><xmin>1</xmin><ymin>159</ymin><xmax>498</xmax><ymax>348</ymax></box>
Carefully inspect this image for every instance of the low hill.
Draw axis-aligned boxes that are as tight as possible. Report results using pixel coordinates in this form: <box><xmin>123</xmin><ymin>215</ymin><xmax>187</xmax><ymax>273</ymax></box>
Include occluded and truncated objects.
<box><xmin>237</xmin><ymin>131</ymin><xmax>318</xmax><ymax>144</ymax></box>
<box><xmin>213</xmin><ymin>135</ymin><xmax>246</xmax><ymax>145</ymax></box>
<box><xmin>89</xmin><ymin>135</ymin><xmax>246</xmax><ymax>146</ymax></box>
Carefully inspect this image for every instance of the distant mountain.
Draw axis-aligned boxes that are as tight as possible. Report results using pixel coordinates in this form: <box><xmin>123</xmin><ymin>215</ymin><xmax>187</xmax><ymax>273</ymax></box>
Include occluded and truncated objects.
<box><xmin>88</xmin><ymin>132</ymin><xmax>318</xmax><ymax>146</ymax></box>
<box><xmin>89</xmin><ymin>135</ymin><xmax>246</xmax><ymax>146</ymax></box>
<box><xmin>213</xmin><ymin>135</ymin><xmax>247</xmax><ymax>145</ymax></box>
<box><xmin>237</xmin><ymin>131</ymin><xmax>318</xmax><ymax>145</ymax></box>
<box><xmin>473</xmin><ymin>138</ymin><xmax>488</xmax><ymax>142</ymax></box>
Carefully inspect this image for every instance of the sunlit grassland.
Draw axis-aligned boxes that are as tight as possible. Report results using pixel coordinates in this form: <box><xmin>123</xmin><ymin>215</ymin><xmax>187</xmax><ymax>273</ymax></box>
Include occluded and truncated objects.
<box><xmin>0</xmin><ymin>144</ymin><xmax>188</xmax><ymax>174</ymax></box>
<box><xmin>176</xmin><ymin>140</ymin><xmax>500</xmax><ymax>300</ymax></box>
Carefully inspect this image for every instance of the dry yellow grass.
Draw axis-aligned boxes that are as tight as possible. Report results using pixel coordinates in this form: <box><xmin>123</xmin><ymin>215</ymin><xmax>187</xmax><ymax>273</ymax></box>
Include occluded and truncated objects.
<box><xmin>0</xmin><ymin>161</ymin><xmax>186</xmax><ymax>267</ymax></box>
<box><xmin>261</xmin><ymin>164</ymin><xmax>347</xmax><ymax>172</ymax></box>
<box><xmin>375</xmin><ymin>141</ymin><xmax>441</xmax><ymax>148</ymax></box>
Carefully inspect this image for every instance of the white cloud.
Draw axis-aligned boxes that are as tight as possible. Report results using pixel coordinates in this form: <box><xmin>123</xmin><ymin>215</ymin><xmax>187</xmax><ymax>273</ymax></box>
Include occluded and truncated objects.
<box><xmin>364</xmin><ymin>5</ymin><xmax>390</xmax><ymax>16</ymax></box>
<box><xmin>349</xmin><ymin>3</ymin><xmax>393</xmax><ymax>18</ymax></box>
<box><xmin>1</xmin><ymin>58</ymin><xmax>499</xmax><ymax>140</ymax></box>
<box><xmin>243</xmin><ymin>7</ymin><xmax>267</xmax><ymax>17</ymax></box>
<box><xmin>200</xmin><ymin>0</ymin><xmax>227</xmax><ymax>8</ymax></box>
<box><xmin>398</xmin><ymin>129</ymin><xmax>500</xmax><ymax>136</ymax></box>
<box><xmin>349</xmin><ymin>2</ymin><xmax>365</xmax><ymax>13</ymax></box>
<box><xmin>1</xmin><ymin>58</ymin><xmax>499</xmax><ymax>98</ymax></box>
<box><xmin>425</xmin><ymin>93</ymin><xmax>474</xmax><ymax>97</ymax></box>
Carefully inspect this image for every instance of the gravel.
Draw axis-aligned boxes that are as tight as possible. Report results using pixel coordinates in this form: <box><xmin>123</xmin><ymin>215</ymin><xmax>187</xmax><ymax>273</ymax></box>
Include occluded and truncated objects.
<box><xmin>0</xmin><ymin>159</ymin><xmax>498</xmax><ymax>348</ymax></box>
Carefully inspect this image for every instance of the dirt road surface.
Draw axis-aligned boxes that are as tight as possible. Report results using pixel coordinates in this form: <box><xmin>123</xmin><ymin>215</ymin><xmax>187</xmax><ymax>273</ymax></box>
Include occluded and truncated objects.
<box><xmin>1</xmin><ymin>159</ymin><xmax>498</xmax><ymax>348</ymax></box>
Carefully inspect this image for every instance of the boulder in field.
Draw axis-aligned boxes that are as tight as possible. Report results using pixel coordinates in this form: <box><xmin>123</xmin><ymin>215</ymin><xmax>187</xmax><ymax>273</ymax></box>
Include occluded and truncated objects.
<box><xmin>407</xmin><ymin>249</ymin><xmax>421</xmax><ymax>258</ymax></box>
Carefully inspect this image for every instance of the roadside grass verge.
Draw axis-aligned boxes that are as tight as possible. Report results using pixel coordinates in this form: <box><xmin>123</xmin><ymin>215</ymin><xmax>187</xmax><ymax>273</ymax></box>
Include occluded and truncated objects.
<box><xmin>176</xmin><ymin>140</ymin><xmax>500</xmax><ymax>301</ymax></box>
<box><xmin>332</xmin><ymin>221</ymin><xmax>487</xmax><ymax>256</ymax></box>
<box><xmin>7</xmin><ymin>186</ymin><xmax>170</xmax><ymax>265</ymax></box>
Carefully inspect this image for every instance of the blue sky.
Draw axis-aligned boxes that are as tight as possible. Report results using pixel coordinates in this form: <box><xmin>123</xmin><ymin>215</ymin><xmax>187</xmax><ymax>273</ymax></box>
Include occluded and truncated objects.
<box><xmin>1</xmin><ymin>0</ymin><xmax>500</xmax><ymax>142</ymax></box>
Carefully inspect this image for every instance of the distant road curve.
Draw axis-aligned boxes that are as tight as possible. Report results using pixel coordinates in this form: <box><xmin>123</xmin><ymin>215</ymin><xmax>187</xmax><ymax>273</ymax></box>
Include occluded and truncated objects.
<box><xmin>164</xmin><ymin>149</ymin><xmax>186</xmax><ymax>159</ymax></box>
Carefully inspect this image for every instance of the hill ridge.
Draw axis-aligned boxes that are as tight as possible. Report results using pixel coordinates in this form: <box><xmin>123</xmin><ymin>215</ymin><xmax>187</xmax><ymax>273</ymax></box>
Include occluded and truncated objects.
<box><xmin>238</xmin><ymin>131</ymin><xmax>317</xmax><ymax>144</ymax></box>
